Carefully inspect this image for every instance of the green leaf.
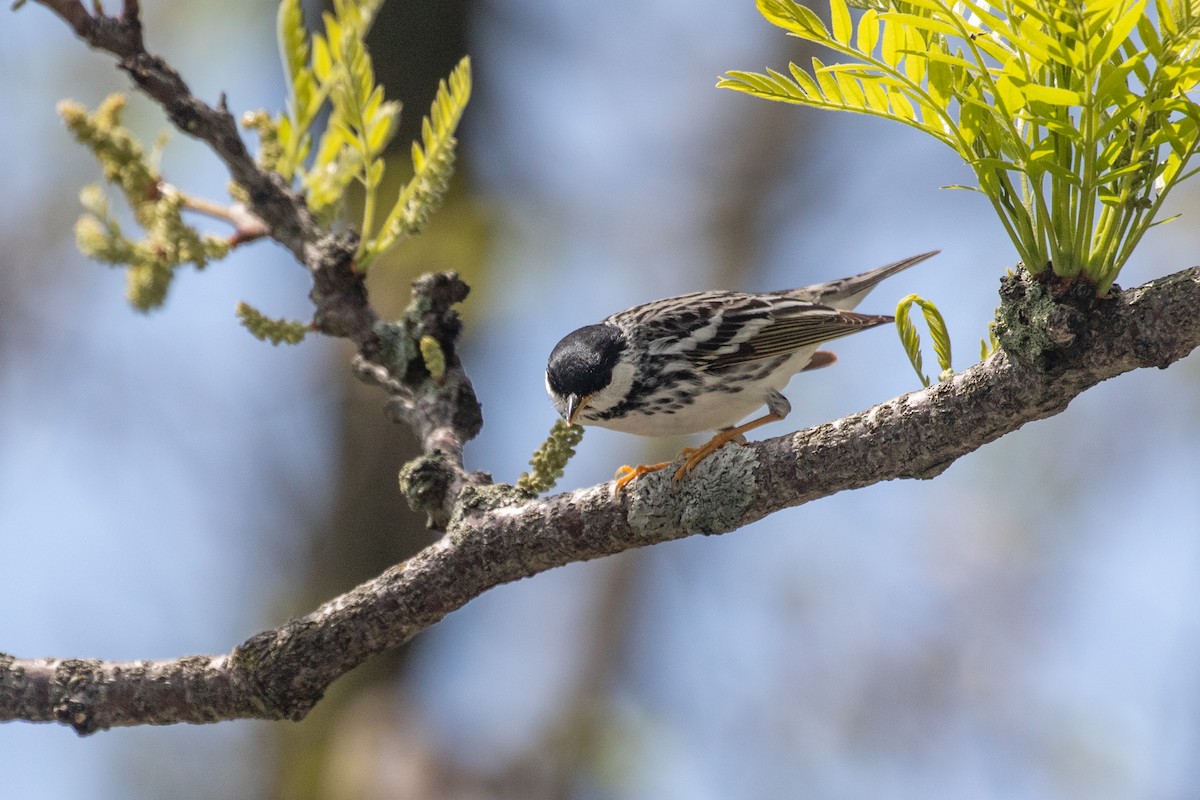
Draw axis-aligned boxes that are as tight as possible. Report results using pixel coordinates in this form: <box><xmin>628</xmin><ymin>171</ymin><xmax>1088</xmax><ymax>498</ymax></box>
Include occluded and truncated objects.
<box><xmin>788</xmin><ymin>62</ymin><xmax>823</xmax><ymax>96</ymax></box>
<box><xmin>897</xmin><ymin>0</ymin><xmax>955</xmax><ymax>14</ymax></box>
<box><xmin>1037</xmin><ymin>156</ymin><xmax>1083</xmax><ymax>186</ymax></box>
<box><xmin>924</xmin><ymin>300</ymin><xmax>953</xmax><ymax>377</ymax></box>
<box><xmin>1148</xmin><ymin>212</ymin><xmax>1182</xmax><ymax>227</ymax></box>
<box><xmin>724</xmin><ymin>0</ymin><xmax>1200</xmax><ymax>296</ymax></box>
<box><xmin>969</xmin><ymin>155</ymin><xmax>1027</xmax><ymax>173</ymax></box>
<box><xmin>312</xmin><ymin>35</ymin><xmax>333</xmax><ymax>81</ymax></box>
<box><xmin>1014</xmin><ymin>13</ymin><xmax>1073</xmax><ymax>67</ymax></box>
<box><xmin>1094</xmin><ymin>0</ymin><xmax>1148</xmax><ymax>65</ymax></box>
<box><xmin>720</xmin><ymin>70</ymin><xmax>799</xmax><ymax>102</ymax></box>
<box><xmin>857</xmin><ymin>9</ymin><xmax>880</xmax><ymax>55</ymax></box>
<box><xmin>1155</xmin><ymin>0</ymin><xmax>1178</xmax><ymax>35</ymax></box>
<box><xmin>980</xmin><ymin>321</ymin><xmax>999</xmax><ymax>360</ymax></box>
<box><xmin>860</xmin><ymin>74</ymin><xmax>890</xmax><ymax>111</ymax></box>
<box><xmin>888</xmin><ymin>86</ymin><xmax>917</xmax><ymax>120</ymax></box>
<box><xmin>835</xmin><ymin>72</ymin><xmax>867</xmax><ymax>108</ymax></box>
<box><xmin>902</xmin><ymin>28</ymin><xmax>927</xmax><ymax>83</ymax></box>
<box><xmin>1096</xmin><ymin>161</ymin><xmax>1150</xmax><ymax>184</ymax></box>
<box><xmin>1096</xmin><ymin>53</ymin><xmax>1148</xmax><ymax>107</ymax></box>
<box><xmin>927</xmin><ymin>58</ymin><xmax>953</xmax><ymax>106</ymax></box>
<box><xmin>919</xmin><ymin>48</ymin><xmax>981</xmax><ymax>73</ymax></box>
<box><xmin>1021</xmin><ymin>84</ymin><xmax>1083</xmax><ymax>106</ymax></box>
<box><xmin>759</xmin><ymin>0</ymin><xmax>830</xmax><ymax>38</ymax></box>
<box><xmin>1095</xmin><ymin>100</ymin><xmax>1142</xmax><ymax>140</ymax></box>
<box><xmin>897</xmin><ymin>293</ymin><xmax>953</xmax><ymax>385</ymax></box>
<box><xmin>1005</xmin><ymin>0</ymin><xmax>1055</xmax><ymax>28</ymax></box>
<box><xmin>880</xmin><ymin>16</ymin><xmax>901</xmax><ymax>67</ymax></box>
<box><xmin>878</xmin><ymin>11</ymin><xmax>962</xmax><ymax>39</ymax></box>
<box><xmin>831</xmin><ymin>0</ymin><xmax>853</xmax><ymax>45</ymax></box>
<box><xmin>895</xmin><ymin>294</ymin><xmax>929</xmax><ymax>388</ymax></box>
<box><xmin>813</xmin><ymin>57</ymin><xmax>842</xmax><ymax>100</ymax></box>
<box><xmin>365</xmin><ymin>56</ymin><xmax>472</xmax><ymax>267</ymax></box>
<box><xmin>278</xmin><ymin>0</ymin><xmax>310</xmax><ymax>97</ymax></box>
<box><xmin>994</xmin><ymin>76</ymin><xmax>1025</xmax><ymax>113</ymax></box>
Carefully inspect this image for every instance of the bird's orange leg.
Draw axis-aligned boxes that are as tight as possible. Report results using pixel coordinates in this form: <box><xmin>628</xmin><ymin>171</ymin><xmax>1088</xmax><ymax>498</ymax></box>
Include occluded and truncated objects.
<box><xmin>616</xmin><ymin>389</ymin><xmax>794</xmax><ymax>491</ymax></box>
<box><xmin>672</xmin><ymin>411</ymin><xmax>785</xmax><ymax>481</ymax></box>
<box><xmin>673</xmin><ymin>388</ymin><xmax>793</xmax><ymax>481</ymax></box>
<box><xmin>613</xmin><ymin>461</ymin><xmax>672</xmax><ymax>493</ymax></box>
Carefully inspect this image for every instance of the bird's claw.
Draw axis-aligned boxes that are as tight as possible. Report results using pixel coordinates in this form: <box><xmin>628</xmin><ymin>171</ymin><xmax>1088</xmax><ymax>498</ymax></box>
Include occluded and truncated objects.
<box><xmin>615</xmin><ymin>432</ymin><xmax>753</xmax><ymax>492</ymax></box>
<box><xmin>612</xmin><ymin>461</ymin><xmax>671</xmax><ymax>494</ymax></box>
<box><xmin>671</xmin><ymin>431</ymin><xmax>750</xmax><ymax>481</ymax></box>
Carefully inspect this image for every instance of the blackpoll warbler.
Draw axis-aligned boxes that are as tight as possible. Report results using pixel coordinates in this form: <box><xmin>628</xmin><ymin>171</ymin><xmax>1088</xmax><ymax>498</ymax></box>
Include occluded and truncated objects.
<box><xmin>545</xmin><ymin>251</ymin><xmax>938</xmax><ymax>492</ymax></box>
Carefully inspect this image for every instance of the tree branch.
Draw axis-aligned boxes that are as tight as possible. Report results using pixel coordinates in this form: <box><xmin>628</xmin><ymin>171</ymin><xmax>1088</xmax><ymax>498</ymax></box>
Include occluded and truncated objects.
<box><xmin>3</xmin><ymin>265</ymin><xmax>1198</xmax><ymax>733</ymax></box>
<box><xmin>17</xmin><ymin>0</ymin><xmax>1200</xmax><ymax>739</ymax></box>
<box><xmin>28</xmin><ymin>0</ymin><xmax>484</xmax><ymax>482</ymax></box>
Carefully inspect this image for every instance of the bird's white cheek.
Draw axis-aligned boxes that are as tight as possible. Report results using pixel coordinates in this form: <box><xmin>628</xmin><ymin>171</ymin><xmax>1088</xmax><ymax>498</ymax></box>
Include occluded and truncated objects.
<box><xmin>584</xmin><ymin>358</ymin><xmax>636</xmax><ymax>416</ymax></box>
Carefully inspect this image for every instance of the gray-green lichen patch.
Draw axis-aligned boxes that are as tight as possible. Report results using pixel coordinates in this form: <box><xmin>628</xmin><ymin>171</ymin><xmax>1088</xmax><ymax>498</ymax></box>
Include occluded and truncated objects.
<box><xmin>626</xmin><ymin>444</ymin><xmax>758</xmax><ymax>537</ymax></box>
<box><xmin>451</xmin><ymin>483</ymin><xmax>531</xmax><ymax>525</ymax></box>
<box><xmin>373</xmin><ymin>319</ymin><xmax>417</xmax><ymax>380</ymax></box>
<box><xmin>399</xmin><ymin>453</ymin><xmax>455</xmax><ymax>513</ymax></box>
<box><xmin>994</xmin><ymin>268</ymin><xmax>1101</xmax><ymax>374</ymax></box>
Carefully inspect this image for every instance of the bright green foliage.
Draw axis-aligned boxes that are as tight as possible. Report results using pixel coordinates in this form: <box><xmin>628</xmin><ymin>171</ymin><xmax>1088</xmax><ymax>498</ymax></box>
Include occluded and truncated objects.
<box><xmin>57</xmin><ymin>0</ymin><xmax>472</xmax><ymax>326</ymax></box>
<box><xmin>59</xmin><ymin>96</ymin><xmax>158</xmax><ymax>216</ymax></box>
<box><xmin>235</xmin><ymin>302</ymin><xmax>310</xmax><ymax>345</ymax></box>
<box><xmin>980</xmin><ymin>320</ymin><xmax>1000</xmax><ymax>359</ymax></box>
<box><xmin>721</xmin><ymin>0</ymin><xmax>1200</xmax><ymax>294</ymax></box>
<box><xmin>271</xmin><ymin>0</ymin><xmax>471</xmax><ymax>269</ymax></box>
<box><xmin>62</xmin><ymin>97</ymin><xmax>230</xmax><ymax>311</ymax></box>
<box><xmin>896</xmin><ymin>293</ymin><xmax>953</xmax><ymax>386</ymax></box>
<box><xmin>518</xmin><ymin>420</ymin><xmax>587</xmax><ymax>495</ymax></box>
<box><xmin>364</xmin><ymin>60</ymin><xmax>473</xmax><ymax>266</ymax></box>
<box><xmin>242</xmin><ymin>110</ymin><xmax>284</xmax><ymax>173</ymax></box>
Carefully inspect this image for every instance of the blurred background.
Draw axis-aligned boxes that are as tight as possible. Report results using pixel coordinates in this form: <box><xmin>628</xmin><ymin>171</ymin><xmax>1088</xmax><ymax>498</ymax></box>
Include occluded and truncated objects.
<box><xmin>3</xmin><ymin>1</ymin><xmax>1200</xmax><ymax>798</ymax></box>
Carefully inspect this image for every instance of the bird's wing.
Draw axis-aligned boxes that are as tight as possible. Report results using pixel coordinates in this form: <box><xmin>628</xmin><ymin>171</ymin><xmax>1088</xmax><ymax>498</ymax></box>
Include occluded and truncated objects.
<box><xmin>617</xmin><ymin>292</ymin><xmax>892</xmax><ymax>370</ymax></box>
<box><xmin>696</xmin><ymin>298</ymin><xmax>893</xmax><ymax>369</ymax></box>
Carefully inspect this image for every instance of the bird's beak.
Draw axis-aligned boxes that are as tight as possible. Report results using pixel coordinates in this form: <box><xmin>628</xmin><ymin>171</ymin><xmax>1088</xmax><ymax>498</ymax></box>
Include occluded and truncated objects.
<box><xmin>565</xmin><ymin>394</ymin><xmax>589</xmax><ymax>426</ymax></box>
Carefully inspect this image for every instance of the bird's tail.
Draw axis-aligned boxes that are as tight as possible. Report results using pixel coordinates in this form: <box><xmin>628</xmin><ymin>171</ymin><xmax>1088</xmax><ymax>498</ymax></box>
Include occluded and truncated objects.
<box><xmin>785</xmin><ymin>250</ymin><xmax>940</xmax><ymax>310</ymax></box>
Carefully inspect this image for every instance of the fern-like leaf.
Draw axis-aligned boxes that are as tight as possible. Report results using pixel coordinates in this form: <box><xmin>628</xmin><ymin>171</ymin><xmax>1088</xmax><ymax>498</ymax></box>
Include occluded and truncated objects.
<box><xmin>362</xmin><ymin>56</ymin><xmax>472</xmax><ymax>268</ymax></box>
<box><xmin>724</xmin><ymin>0</ymin><xmax>1200</xmax><ymax>294</ymax></box>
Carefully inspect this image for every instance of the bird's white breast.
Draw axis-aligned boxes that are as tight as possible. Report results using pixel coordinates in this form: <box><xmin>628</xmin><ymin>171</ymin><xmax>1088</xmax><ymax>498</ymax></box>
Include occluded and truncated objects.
<box><xmin>585</xmin><ymin>346</ymin><xmax>817</xmax><ymax>437</ymax></box>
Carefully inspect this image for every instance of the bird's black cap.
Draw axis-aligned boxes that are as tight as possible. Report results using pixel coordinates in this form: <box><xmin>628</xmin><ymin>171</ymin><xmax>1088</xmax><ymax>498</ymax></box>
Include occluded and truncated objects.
<box><xmin>546</xmin><ymin>323</ymin><xmax>626</xmax><ymax>397</ymax></box>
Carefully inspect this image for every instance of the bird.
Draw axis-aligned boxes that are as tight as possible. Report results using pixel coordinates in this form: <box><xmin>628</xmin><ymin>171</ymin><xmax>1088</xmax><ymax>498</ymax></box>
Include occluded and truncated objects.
<box><xmin>545</xmin><ymin>250</ymin><xmax>939</xmax><ymax>492</ymax></box>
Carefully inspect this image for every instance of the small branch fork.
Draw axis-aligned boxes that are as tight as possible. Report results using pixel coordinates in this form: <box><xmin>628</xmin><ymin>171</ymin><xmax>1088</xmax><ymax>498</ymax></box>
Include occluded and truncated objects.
<box><xmin>10</xmin><ymin>0</ymin><xmax>1200</xmax><ymax>735</ymax></box>
<box><xmin>31</xmin><ymin>0</ymin><xmax>482</xmax><ymax>468</ymax></box>
<box><xmin>36</xmin><ymin>0</ymin><xmax>317</xmax><ymax>254</ymax></box>
<box><xmin>156</xmin><ymin>182</ymin><xmax>270</xmax><ymax>246</ymax></box>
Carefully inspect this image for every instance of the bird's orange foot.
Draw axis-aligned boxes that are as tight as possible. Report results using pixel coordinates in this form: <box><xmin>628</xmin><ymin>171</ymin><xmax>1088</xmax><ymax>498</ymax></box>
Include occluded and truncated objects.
<box><xmin>613</xmin><ymin>461</ymin><xmax>671</xmax><ymax>494</ymax></box>
<box><xmin>672</xmin><ymin>431</ymin><xmax>746</xmax><ymax>481</ymax></box>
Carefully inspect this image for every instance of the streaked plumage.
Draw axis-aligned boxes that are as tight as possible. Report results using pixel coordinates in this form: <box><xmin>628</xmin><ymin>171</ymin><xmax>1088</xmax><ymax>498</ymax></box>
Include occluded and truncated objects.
<box><xmin>545</xmin><ymin>250</ymin><xmax>938</xmax><ymax>488</ymax></box>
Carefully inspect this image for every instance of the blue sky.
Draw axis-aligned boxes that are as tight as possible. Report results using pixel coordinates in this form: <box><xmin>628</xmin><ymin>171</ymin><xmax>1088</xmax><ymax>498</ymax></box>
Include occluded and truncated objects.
<box><xmin>3</xmin><ymin>1</ymin><xmax>1200</xmax><ymax>798</ymax></box>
